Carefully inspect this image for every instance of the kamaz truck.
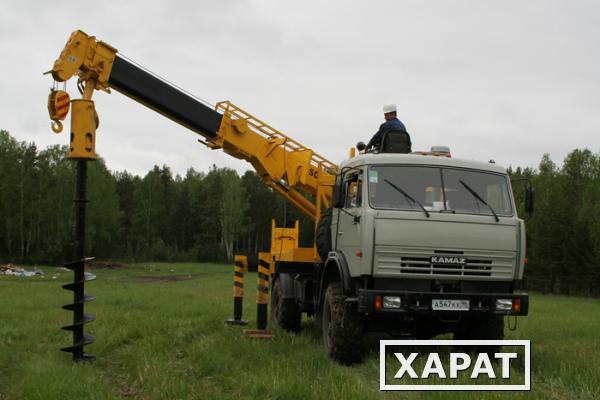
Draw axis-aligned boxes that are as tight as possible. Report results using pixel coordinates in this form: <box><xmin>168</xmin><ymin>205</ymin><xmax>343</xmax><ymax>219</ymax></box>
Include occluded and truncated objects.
<box><xmin>306</xmin><ymin>148</ymin><xmax>531</xmax><ymax>362</ymax></box>
<box><xmin>48</xmin><ymin>30</ymin><xmax>530</xmax><ymax>364</ymax></box>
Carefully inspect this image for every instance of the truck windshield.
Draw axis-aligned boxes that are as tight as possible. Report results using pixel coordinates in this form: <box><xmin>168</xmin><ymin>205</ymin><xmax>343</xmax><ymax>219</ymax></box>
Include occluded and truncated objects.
<box><xmin>368</xmin><ymin>166</ymin><xmax>513</xmax><ymax>216</ymax></box>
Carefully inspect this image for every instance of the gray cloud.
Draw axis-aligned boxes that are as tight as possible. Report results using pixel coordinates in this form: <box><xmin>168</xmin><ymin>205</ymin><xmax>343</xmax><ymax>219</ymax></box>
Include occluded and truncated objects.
<box><xmin>1</xmin><ymin>0</ymin><xmax>598</xmax><ymax>177</ymax></box>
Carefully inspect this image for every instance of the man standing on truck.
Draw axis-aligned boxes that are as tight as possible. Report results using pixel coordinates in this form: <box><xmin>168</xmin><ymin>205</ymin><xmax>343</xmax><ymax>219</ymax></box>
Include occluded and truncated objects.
<box><xmin>366</xmin><ymin>104</ymin><xmax>411</xmax><ymax>152</ymax></box>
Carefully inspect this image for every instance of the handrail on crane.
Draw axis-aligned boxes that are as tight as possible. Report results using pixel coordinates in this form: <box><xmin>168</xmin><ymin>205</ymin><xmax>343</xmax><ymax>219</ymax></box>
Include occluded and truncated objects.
<box><xmin>216</xmin><ymin>101</ymin><xmax>337</xmax><ymax>172</ymax></box>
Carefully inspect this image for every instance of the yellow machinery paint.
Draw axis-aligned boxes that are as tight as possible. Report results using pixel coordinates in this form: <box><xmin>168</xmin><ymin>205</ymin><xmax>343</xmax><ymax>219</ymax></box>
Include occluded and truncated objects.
<box><xmin>67</xmin><ymin>99</ymin><xmax>97</xmax><ymax>160</ymax></box>
<box><xmin>47</xmin><ymin>29</ymin><xmax>338</xmax><ymax>334</ymax></box>
<box><xmin>50</xmin><ymin>30</ymin><xmax>117</xmax><ymax>92</ymax></box>
<box><xmin>47</xmin><ymin>29</ymin><xmax>336</xmax><ymax>261</ymax></box>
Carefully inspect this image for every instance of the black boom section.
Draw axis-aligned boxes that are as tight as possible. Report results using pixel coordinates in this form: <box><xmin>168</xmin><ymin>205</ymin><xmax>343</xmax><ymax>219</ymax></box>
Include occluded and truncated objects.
<box><xmin>108</xmin><ymin>55</ymin><xmax>222</xmax><ymax>138</ymax></box>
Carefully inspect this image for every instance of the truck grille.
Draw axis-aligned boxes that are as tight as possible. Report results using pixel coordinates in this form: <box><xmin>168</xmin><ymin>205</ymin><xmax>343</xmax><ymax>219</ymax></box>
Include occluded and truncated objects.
<box><xmin>375</xmin><ymin>246</ymin><xmax>515</xmax><ymax>280</ymax></box>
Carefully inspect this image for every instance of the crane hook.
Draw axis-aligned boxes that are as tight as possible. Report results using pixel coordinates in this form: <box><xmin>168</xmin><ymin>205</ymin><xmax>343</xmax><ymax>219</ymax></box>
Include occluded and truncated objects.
<box><xmin>47</xmin><ymin>89</ymin><xmax>70</xmax><ymax>134</ymax></box>
<box><xmin>51</xmin><ymin>120</ymin><xmax>63</xmax><ymax>133</ymax></box>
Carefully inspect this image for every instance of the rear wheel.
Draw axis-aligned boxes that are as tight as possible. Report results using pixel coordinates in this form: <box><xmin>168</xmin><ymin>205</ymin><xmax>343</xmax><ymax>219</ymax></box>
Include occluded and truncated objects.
<box><xmin>316</xmin><ymin>207</ymin><xmax>333</xmax><ymax>262</ymax></box>
<box><xmin>271</xmin><ymin>278</ymin><xmax>301</xmax><ymax>332</ymax></box>
<box><xmin>322</xmin><ymin>282</ymin><xmax>364</xmax><ymax>364</ymax></box>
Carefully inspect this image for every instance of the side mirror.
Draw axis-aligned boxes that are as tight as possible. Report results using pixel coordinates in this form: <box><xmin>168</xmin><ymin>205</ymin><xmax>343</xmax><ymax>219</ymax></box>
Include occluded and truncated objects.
<box><xmin>525</xmin><ymin>186</ymin><xmax>534</xmax><ymax>213</ymax></box>
<box><xmin>356</xmin><ymin>141</ymin><xmax>366</xmax><ymax>152</ymax></box>
<box><xmin>332</xmin><ymin>174</ymin><xmax>344</xmax><ymax>208</ymax></box>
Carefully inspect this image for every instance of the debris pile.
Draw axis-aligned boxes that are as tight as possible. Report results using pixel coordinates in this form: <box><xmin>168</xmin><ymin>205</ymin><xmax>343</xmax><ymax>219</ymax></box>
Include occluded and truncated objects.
<box><xmin>1</xmin><ymin>264</ymin><xmax>44</xmax><ymax>277</ymax></box>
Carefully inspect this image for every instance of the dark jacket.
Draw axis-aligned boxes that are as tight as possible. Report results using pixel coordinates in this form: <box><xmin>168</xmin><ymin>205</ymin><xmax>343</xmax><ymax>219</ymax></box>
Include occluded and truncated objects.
<box><xmin>366</xmin><ymin>118</ymin><xmax>407</xmax><ymax>150</ymax></box>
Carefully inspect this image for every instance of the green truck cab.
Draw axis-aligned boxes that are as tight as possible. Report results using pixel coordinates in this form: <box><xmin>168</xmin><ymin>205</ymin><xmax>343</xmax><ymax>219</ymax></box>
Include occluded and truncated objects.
<box><xmin>312</xmin><ymin>148</ymin><xmax>530</xmax><ymax>363</ymax></box>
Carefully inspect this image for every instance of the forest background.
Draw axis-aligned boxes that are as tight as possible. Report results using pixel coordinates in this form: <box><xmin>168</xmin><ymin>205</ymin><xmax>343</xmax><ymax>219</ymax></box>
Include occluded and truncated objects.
<box><xmin>1</xmin><ymin>129</ymin><xmax>598</xmax><ymax>296</ymax></box>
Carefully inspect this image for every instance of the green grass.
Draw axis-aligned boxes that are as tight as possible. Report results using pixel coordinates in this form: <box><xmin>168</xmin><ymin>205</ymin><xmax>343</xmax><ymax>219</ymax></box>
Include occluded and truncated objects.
<box><xmin>0</xmin><ymin>263</ymin><xmax>599</xmax><ymax>399</ymax></box>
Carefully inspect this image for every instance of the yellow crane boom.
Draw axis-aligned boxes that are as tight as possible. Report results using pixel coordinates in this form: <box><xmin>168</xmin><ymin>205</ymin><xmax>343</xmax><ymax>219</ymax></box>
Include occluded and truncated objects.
<box><xmin>47</xmin><ymin>29</ymin><xmax>338</xmax><ymax>266</ymax></box>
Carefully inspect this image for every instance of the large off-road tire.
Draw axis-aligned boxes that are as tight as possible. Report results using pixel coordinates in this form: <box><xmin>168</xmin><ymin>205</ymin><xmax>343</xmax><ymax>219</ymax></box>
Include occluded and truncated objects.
<box><xmin>316</xmin><ymin>207</ymin><xmax>333</xmax><ymax>262</ymax></box>
<box><xmin>270</xmin><ymin>278</ymin><xmax>301</xmax><ymax>332</ymax></box>
<box><xmin>454</xmin><ymin>315</ymin><xmax>504</xmax><ymax>353</ymax></box>
<box><xmin>322</xmin><ymin>282</ymin><xmax>364</xmax><ymax>364</ymax></box>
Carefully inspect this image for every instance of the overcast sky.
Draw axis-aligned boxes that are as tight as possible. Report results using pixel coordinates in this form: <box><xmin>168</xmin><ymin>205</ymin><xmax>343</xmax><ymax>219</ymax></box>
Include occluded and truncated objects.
<box><xmin>1</xmin><ymin>0</ymin><xmax>598</xmax><ymax>177</ymax></box>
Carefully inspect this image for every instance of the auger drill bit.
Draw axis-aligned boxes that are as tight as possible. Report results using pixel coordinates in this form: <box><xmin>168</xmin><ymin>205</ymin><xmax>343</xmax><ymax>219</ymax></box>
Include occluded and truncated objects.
<box><xmin>61</xmin><ymin>161</ymin><xmax>95</xmax><ymax>362</ymax></box>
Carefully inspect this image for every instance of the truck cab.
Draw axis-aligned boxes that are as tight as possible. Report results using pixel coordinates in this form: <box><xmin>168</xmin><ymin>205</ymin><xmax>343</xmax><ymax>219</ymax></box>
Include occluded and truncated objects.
<box><xmin>318</xmin><ymin>150</ymin><xmax>529</xmax><ymax>362</ymax></box>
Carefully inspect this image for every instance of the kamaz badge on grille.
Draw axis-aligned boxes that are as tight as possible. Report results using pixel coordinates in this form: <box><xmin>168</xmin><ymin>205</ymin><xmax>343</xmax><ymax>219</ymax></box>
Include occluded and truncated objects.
<box><xmin>430</xmin><ymin>256</ymin><xmax>467</xmax><ymax>265</ymax></box>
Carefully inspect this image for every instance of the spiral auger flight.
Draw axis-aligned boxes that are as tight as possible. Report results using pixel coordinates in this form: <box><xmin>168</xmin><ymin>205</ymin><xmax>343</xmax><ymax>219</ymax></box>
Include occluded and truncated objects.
<box><xmin>60</xmin><ymin>256</ymin><xmax>96</xmax><ymax>361</ymax></box>
<box><xmin>59</xmin><ymin>161</ymin><xmax>96</xmax><ymax>362</ymax></box>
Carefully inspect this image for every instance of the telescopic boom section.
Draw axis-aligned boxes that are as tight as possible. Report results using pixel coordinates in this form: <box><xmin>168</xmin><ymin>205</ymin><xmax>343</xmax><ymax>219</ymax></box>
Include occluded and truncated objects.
<box><xmin>108</xmin><ymin>55</ymin><xmax>223</xmax><ymax>139</ymax></box>
<box><xmin>49</xmin><ymin>30</ymin><xmax>336</xmax><ymax>221</ymax></box>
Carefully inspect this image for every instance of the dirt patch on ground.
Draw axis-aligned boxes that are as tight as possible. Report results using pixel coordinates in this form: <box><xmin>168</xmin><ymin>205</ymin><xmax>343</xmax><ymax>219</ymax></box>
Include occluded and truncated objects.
<box><xmin>128</xmin><ymin>275</ymin><xmax>194</xmax><ymax>283</ymax></box>
<box><xmin>87</xmin><ymin>260</ymin><xmax>129</xmax><ymax>269</ymax></box>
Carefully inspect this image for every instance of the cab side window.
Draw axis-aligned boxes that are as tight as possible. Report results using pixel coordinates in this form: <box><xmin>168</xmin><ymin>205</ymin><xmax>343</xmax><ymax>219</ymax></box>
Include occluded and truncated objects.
<box><xmin>344</xmin><ymin>172</ymin><xmax>363</xmax><ymax>208</ymax></box>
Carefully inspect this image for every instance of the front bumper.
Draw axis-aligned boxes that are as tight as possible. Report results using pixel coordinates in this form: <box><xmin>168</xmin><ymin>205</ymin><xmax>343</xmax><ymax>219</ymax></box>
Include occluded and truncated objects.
<box><xmin>357</xmin><ymin>289</ymin><xmax>529</xmax><ymax>316</ymax></box>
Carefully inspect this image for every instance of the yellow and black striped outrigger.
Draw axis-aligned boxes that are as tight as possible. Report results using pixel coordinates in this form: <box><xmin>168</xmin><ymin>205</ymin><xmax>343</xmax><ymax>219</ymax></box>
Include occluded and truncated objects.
<box><xmin>226</xmin><ymin>255</ymin><xmax>248</xmax><ymax>325</ymax></box>
<box><xmin>255</xmin><ymin>258</ymin><xmax>271</xmax><ymax>330</ymax></box>
<box><xmin>239</xmin><ymin>254</ymin><xmax>275</xmax><ymax>338</ymax></box>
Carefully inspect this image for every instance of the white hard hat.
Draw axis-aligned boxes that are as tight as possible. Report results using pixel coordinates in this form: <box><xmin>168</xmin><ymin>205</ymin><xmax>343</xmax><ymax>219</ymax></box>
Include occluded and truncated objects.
<box><xmin>383</xmin><ymin>104</ymin><xmax>397</xmax><ymax>113</ymax></box>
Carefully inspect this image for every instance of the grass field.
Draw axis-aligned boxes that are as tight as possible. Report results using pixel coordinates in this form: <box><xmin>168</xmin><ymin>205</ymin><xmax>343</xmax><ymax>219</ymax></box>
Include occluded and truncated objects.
<box><xmin>1</xmin><ymin>263</ymin><xmax>599</xmax><ymax>400</ymax></box>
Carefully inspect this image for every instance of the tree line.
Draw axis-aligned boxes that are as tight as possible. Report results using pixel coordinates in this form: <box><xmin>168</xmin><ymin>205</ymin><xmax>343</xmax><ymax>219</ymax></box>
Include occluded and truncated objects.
<box><xmin>509</xmin><ymin>149</ymin><xmax>600</xmax><ymax>297</ymax></box>
<box><xmin>0</xmin><ymin>130</ymin><xmax>311</xmax><ymax>268</ymax></box>
<box><xmin>1</xmin><ymin>130</ymin><xmax>598</xmax><ymax>296</ymax></box>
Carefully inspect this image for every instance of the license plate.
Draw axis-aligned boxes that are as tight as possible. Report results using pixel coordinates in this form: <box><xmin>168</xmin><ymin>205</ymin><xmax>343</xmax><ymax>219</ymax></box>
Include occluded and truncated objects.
<box><xmin>432</xmin><ymin>299</ymin><xmax>470</xmax><ymax>311</ymax></box>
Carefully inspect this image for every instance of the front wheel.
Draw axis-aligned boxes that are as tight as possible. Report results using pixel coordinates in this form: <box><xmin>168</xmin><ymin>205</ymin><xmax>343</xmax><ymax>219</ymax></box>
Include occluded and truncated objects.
<box><xmin>322</xmin><ymin>282</ymin><xmax>364</xmax><ymax>364</ymax></box>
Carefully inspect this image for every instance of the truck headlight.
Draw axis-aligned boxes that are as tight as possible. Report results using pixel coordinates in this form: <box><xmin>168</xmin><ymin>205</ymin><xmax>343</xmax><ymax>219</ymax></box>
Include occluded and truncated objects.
<box><xmin>383</xmin><ymin>296</ymin><xmax>402</xmax><ymax>309</ymax></box>
<box><xmin>496</xmin><ymin>299</ymin><xmax>513</xmax><ymax>311</ymax></box>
